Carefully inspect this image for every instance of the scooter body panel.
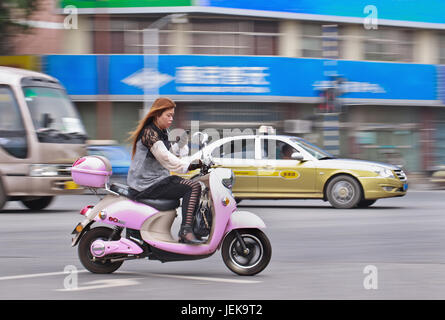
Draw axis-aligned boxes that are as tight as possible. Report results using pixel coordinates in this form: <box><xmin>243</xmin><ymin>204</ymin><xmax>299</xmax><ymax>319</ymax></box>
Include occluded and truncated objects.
<box><xmin>141</xmin><ymin>168</ymin><xmax>237</xmax><ymax>256</ymax></box>
<box><xmin>91</xmin><ymin>238</ymin><xmax>144</xmax><ymax>257</ymax></box>
<box><xmin>224</xmin><ymin>210</ymin><xmax>266</xmax><ymax>234</ymax></box>
<box><xmin>90</xmin><ymin>196</ymin><xmax>158</xmax><ymax>230</ymax></box>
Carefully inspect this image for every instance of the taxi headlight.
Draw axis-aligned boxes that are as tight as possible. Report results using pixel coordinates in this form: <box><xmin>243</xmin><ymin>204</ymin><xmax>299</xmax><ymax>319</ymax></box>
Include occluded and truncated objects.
<box><xmin>222</xmin><ymin>172</ymin><xmax>235</xmax><ymax>190</ymax></box>
<box><xmin>30</xmin><ymin>164</ymin><xmax>59</xmax><ymax>177</ymax></box>
<box><xmin>373</xmin><ymin>167</ymin><xmax>395</xmax><ymax>178</ymax></box>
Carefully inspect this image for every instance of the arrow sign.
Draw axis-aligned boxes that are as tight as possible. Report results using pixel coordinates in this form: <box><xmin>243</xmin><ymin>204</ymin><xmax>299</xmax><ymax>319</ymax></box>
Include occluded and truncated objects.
<box><xmin>121</xmin><ymin>68</ymin><xmax>174</xmax><ymax>90</ymax></box>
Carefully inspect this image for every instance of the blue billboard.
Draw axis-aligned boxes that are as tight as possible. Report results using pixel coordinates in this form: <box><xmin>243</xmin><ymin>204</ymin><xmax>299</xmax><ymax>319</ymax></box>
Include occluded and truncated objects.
<box><xmin>43</xmin><ymin>54</ymin><xmax>438</xmax><ymax>103</ymax></box>
<box><xmin>43</xmin><ymin>55</ymin><xmax>98</xmax><ymax>95</ymax></box>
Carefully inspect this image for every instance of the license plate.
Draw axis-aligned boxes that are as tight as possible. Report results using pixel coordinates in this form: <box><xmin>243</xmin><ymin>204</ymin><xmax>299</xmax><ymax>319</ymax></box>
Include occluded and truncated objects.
<box><xmin>65</xmin><ymin>181</ymin><xmax>79</xmax><ymax>190</ymax></box>
<box><xmin>403</xmin><ymin>183</ymin><xmax>408</xmax><ymax>191</ymax></box>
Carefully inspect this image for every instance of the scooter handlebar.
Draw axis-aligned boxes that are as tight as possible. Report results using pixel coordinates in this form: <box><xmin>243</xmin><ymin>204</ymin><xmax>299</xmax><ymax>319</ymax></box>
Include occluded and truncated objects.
<box><xmin>199</xmin><ymin>155</ymin><xmax>215</xmax><ymax>175</ymax></box>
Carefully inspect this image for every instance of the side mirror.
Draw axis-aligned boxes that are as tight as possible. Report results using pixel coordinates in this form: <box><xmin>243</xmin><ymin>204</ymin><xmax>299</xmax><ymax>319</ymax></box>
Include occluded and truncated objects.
<box><xmin>41</xmin><ymin>113</ymin><xmax>53</xmax><ymax>128</ymax></box>
<box><xmin>291</xmin><ymin>152</ymin><xmax>304</xmax><ymax>161</ymax></box>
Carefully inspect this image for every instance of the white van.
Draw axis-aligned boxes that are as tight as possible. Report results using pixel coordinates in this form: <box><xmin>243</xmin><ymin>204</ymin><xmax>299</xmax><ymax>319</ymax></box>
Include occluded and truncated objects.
<box><xmin>0</xmin><ymin>67</ymin><xmax>87</xmax><ymax>210</ymax></box>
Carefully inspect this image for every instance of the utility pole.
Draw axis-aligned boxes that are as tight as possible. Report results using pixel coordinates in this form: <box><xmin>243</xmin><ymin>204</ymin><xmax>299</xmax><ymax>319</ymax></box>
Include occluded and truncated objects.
<box><xmin>94</xmin><ymin>11</ymin><xmax>112</xmax><ymax>140</ymax></box>
<box><xmin>317</xmin><ymin>24</ymin><xmax>343</xmax><ymax>156</ymax></box>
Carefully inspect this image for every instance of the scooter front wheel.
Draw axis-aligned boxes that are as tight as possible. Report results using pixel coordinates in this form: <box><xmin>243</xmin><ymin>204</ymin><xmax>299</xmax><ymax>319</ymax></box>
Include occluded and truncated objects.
<box><xmin>78</xmin><ymin>227</ymin><xmax>124</xmax><ymax>274</ymax></box>
<box><xmin>222</xmin><ymin>229</ymin><xmax>271</xmax><ymax>276</ymax></box>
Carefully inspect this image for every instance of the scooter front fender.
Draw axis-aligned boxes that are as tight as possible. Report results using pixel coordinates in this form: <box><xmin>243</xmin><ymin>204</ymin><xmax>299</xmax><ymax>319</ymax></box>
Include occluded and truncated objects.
<box><xmin>71</xmin><ymin>218</ymin><xmax>95</xmax><ymax>247</ymax></box>
<box><xmin>224</xmin><ymin>210</ymin><xmax>266</xmax><ymax>234</ymax></box>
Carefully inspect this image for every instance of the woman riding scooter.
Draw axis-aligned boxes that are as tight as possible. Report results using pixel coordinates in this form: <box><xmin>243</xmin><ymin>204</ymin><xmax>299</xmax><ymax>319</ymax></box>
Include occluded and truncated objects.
<box><xmin>127</xmin><ymin>97</ymin><xmax>203</xmax><ymax>244</ymax></box>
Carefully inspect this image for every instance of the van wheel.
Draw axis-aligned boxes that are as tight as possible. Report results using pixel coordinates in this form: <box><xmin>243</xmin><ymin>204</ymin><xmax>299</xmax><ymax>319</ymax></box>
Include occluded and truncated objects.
<box><xmin>21</xmin><ymin>196</ymin><xmax>54</xmax><ymax>211</ymax></box>
<box><xmin>0</xmin><ymin>180</ymin><xmax>7</xmax><ymax>211</ymax></box>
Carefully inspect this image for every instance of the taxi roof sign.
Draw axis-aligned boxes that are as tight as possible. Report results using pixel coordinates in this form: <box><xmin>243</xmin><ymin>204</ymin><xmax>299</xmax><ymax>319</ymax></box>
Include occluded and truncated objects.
<box><xmin>258</xmin><ymin>125</ymin><xmax>276</xmax><ymax>135</ymax></box>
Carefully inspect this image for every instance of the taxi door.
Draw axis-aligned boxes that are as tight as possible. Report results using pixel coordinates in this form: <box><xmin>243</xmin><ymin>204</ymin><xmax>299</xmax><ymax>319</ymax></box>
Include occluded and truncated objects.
<box><xmin>257</xmin><ymin>137</ymin><xmax>316</xmax><ymax>194</ymax></box>
<box><xmin>211</xmin><ymin>137</ymin><xmax>258</xmax><ymax>193</ymax></box>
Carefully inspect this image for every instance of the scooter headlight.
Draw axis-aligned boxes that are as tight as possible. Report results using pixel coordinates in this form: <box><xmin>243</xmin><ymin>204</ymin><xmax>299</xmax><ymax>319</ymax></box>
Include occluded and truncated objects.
<box><xmin>222</xmin><ymin>171</ymin><xmax>235</xmax><ymax>190</ymax></box>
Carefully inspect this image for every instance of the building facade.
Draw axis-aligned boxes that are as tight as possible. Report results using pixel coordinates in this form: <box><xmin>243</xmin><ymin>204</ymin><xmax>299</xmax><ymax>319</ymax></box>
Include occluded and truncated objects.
<box><xmin>6</xmin><ymin>0</ymin><xmax>445</xmax><ymax>173</ymax></box>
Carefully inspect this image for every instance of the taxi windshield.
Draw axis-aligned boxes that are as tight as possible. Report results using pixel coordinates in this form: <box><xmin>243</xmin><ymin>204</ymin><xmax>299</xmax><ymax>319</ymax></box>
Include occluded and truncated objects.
<box><xmin>291</xmin><ymin>137</ymin><xmax>335</xmax><ymax>160</ymax></box>
<box><xmin>23</xmin><ymin>86</ymin><xmax>85</xmax><ymax>135</ymax></box>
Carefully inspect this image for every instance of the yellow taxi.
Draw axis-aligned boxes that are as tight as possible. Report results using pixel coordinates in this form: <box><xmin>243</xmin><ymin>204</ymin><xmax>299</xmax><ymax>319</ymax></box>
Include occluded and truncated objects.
<box><xmin>179</xmin><ymin>134</ymin><xmax>408</xmax><ymax>209</ymax></box>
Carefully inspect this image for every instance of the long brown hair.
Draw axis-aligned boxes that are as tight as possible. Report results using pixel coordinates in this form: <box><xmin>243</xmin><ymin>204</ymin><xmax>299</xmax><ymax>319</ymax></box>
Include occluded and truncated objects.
<box><xmin>128</xmin><ymin>97</ymin><xmax>176</xmax><ymax>159</ymax></box>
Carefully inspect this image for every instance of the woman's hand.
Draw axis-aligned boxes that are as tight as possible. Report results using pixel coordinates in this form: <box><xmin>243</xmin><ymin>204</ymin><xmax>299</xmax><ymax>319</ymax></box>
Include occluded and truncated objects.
<box><xmin>187</xmin><ymin>159</ymin><xmax>203</xmax><ymax>171</ymax></box>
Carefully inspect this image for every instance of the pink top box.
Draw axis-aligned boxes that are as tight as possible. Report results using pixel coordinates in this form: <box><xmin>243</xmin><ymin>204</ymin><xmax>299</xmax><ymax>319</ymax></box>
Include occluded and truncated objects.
<box><xmin>71</xmin><ymin>155</ymin><xmax>113</xmax><ymax>188</ymax></box>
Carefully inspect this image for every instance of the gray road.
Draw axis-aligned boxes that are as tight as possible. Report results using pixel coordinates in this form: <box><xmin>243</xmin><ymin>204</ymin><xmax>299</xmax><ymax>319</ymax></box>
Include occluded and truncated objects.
<box><xmin>0</xmin><ymin>190</ymin><xmax>445</xmax><ymax>300</ymax></box>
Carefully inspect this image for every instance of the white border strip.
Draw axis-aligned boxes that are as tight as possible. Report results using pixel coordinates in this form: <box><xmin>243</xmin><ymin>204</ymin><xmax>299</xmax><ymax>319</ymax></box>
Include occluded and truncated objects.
<box><xmin>0</xmin><ymin>270</ymin><xmax>89</xmax><ymax>281</ymax></box>
<box><xmin>55</xmin><ymin>6</ymin><xmax>445</xmax><ymax>30</ymax></box>
<box><xmin>69</xmin><ymin>94</ymin><xmax>443</xmax><ymax>106</ymax></box>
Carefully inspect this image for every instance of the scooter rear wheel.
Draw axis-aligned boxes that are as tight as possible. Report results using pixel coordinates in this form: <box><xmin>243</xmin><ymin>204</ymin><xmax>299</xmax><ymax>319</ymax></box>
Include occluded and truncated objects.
<box><xmin>222</xmin><ymin>229</ymin><xmax>271</xmax><ymax>276</ymax></box>
<box><xmin>78</xmin><ymin>227</ymin><xmax>124</xmax><ymax>274</ymax></box>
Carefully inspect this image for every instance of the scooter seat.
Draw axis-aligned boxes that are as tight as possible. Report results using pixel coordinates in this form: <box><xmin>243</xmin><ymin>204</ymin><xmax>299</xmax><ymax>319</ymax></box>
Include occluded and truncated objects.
<box><xmin>137</xmin><ymin>198</ymin><xmax>180</xmax><ymax>211</ymax></box>
<box><xmin>110</xmin><ymin>183</ymin><xmax>180</xmax><ymax>211</ymax></box>
<box><xmin>109</xmin><ymin>183</ymin><xmax>133</xmax><ymax>197</ymax></box>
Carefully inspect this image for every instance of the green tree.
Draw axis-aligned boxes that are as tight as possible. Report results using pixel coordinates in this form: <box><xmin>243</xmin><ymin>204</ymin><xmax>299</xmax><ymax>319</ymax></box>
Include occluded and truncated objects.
<box><xmin>0</xmin><ymin>0</ymin><xmax>39</xmax><ymax>55</ymax></box>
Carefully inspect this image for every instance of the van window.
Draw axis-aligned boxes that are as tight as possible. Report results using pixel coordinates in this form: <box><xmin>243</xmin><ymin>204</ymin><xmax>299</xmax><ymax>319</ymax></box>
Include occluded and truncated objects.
<box><xmin>23</xmin><ymin>86</ymin><xmax>86</xmax><ymax>143</ymax></box>
<box><xmin>0</xmin><ymin>86</ymin><xmax>27</xmax><ymax>158</ymax></box>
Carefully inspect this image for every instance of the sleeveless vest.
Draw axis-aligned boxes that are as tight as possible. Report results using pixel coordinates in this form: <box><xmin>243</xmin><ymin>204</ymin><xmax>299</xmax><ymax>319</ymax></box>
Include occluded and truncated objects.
<box><xmin>127</xmin><ymin>122</ymin><xmax>171</xmax><ymax>192</ymax></box>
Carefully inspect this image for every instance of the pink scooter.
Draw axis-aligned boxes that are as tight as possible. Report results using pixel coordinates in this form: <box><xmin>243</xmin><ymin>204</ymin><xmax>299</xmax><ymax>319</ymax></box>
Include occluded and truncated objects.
<box><xmin>70</xmin><ymin>153</ymin><xmax>271</xmax><ymax>276</ymax></box>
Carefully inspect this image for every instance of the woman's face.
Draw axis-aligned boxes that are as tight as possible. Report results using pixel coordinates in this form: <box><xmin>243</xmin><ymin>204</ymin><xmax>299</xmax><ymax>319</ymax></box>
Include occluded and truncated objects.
<box><xmin>155</xmin><ymin>108</ymin><xmax>175</xmax><ymax>130</ymax></box>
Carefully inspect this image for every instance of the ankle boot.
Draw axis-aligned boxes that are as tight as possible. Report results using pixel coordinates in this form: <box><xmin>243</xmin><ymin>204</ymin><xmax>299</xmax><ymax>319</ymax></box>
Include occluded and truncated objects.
<box><xmin>178</xmin><ymin>226</ymin><xmax>204</xmax><ymax>245</ymax></box>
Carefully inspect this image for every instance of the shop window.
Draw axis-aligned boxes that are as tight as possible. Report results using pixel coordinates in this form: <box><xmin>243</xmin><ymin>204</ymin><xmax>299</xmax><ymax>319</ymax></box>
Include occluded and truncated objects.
<box><xmin>435</xmin><ymin>123</ymin><xmax>445</xmax><ymax>165</ymax></box>
<box><xmin>439</xmin><ymin>33</ymin><xmax>445</xmax><ymax>65</ymax></box>
<box><xmin>364</xmin><ymin>27</ymin><xmax>414</xmax><ymax>62</ymax></box>
<box><xmin>190</xmin><ymin>19</ymin><xmax>279</xmax><ymax>55</ymax></box>
<box><xmin>301</xmin><ymin>23</ymin><xmax>343</xmax><ymax>59</ymax></box>
<box><xmin>93</xmin><ymin>18</ymin><xmax>172</xmax><ymax>54</ymax></box>
<box><xmin>252</xmin><ymin>21</ymin><xmax>279</xmax><ymax>56</ymax></box>
<box><xmin>301</xmin><ymin>23</ymin><xmax>324</xmax><ymax>58</ymax></box>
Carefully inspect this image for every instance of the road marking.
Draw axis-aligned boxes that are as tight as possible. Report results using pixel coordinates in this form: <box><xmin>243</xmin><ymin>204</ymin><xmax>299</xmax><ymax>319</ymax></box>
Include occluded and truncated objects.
<box><xmin>143</xmin><ymin>272</ymin><xmax>262</xmax><ymax>284</ymax></box>
<box><xmin>0</xmin><ymin>270</ymin><xmax>261</xmax><ymax>290</ymax></box>
<box><xmin>0</xmin><ymin>270</ymin><xmax>89</xmax><ymax>281</ymax></box>
<box><xmin>56</xmin><ymin>278</ymin><xmax>142</xmax><ymax>292</ymax></box>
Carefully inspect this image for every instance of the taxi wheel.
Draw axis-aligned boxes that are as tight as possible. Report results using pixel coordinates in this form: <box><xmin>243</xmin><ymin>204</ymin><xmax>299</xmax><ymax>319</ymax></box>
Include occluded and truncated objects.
<box><xmin>0</xmin><ymin>179</ymin><xmax>6</xmax><ymax>211</ymax></box>
<box><xmin>326</xmin><ymin>175</ymin><xmax>362</xmax><ymax>209</ymax></box>
<box><xmin>357</xmin><ymin>199</ymin><xmax>377</xmax><ymax>208</ymax></box>
<box><xmin>21</xmin><ymin>196</ymin><xmax>54</xmax><ymax>211</ymax></box>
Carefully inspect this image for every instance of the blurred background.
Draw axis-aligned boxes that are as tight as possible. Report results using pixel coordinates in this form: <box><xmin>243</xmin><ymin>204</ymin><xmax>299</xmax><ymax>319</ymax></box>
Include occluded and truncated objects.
<box><xmin>2</xmin><ymin>0</ymin><xmax>445</xmax><ymax>186</ymax></box>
